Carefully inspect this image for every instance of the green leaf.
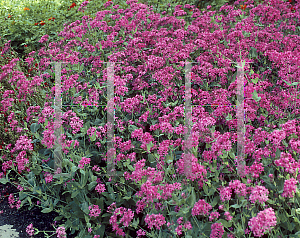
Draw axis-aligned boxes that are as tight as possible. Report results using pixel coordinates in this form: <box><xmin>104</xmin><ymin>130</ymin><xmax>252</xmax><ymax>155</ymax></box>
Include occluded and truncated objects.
<box><xmin>71</xmin><ymin>166</ymin><xmax>78</xmax><ymax>173</ymax></box>
<box><xmin>276</xmin><ymin>148</ymin><xmax>281</xmax><ymax>158</ymax></box>
<box><xmin>292</xmin><ymin>208</ymin><xmax>296</xmax><ymax>216</ymax></box>
<box><xmin>41</xmin><ymin>207</ymin><xmax>53</xmax><ymax>213</ymax></box>
<box><xmin>71</xmin><ymin>189</ymin><xmax>80</xmax><ymax>198</ymax></box>
<box><xmin>283</xmin><ymin>79</ymin><xmax>291</xmax><ymax>86</ymax></box>
<box><xmin>186</xmin><ymin>187</ymin><xmax>196</xmax><ymax>206</ymax></box>
<box><xmin>287</xmin><ymin>222</ymin><xmax>295</xmax><ymax>232</ymax></box>
<box><xmin>80</xmin><ymin>169</ymin><xmax>85</xmax><ymax>175</ymax></box>
<box><xmin>252</xmin><ymin>90</ymin><xmax>261</xmax><ymax>102</ymax></box>
<box><xmin>210</xmin><ymin>196</ymin><xmax>220</xmax><ymax>208</ymax></box>
<box><xmin>90</xmin><ymin>131</ymin><xmax>97</xmax><ymax>142</ymax></box>
<box><xmin>131</xmin><ymin>218</ymin><xmax>139</xmax><ymax>229</ymax></box>
<box><xmin>203</xmin><ymin>183</ymin><xmax>209</xmax><ymax>195</ymax></box>
<box><xmin>80</xmin><ymin>171</ymin><xmax>88</xmax><ymax>188</ymax></box>
<box><xmin>251</xmin><ymin>77</ymin><xmax>259</xmax><ymax>84</ymax></box>
<box><xmin>127</xmin><ymin>165</ymin><xmax>134</xmax><ymax>171</ymax></box>
<box><xmin>217</xmin><ymin>219</ymin><xmax>230</xmax><ymax>228</ymax></box>
<box><xmin>44</xmin><ymin>119</ymin><xmax>48</xmax><ymax>127</ymax></box>
<box><xmin>80</xmin><ymin>202</ymin><xmax>90</xmax><ymax>215</ymax></box>
<box><xmin>28</xmin><ymin>196</ymin><xmax>32</xmax><ymax>206</ymax></box>
<box><xmin>148</xmin><ymin>154</ymin><xmax>156</xmax><ymax>163</ymax></box>
<box><xmin>30</xmin><ymin>123</ymin><xmax>40</xmax><ymax>133</ymax></box>
<box><xmin>128</xmin><ymin>125</ymin><xmax>139</xmax><ymax>134</ymax></box>
<box><xmin>88</xmin><ymin>181</ymin><xmax>97</xmax><ymax>191</ymax></box>
<box><xmin>231</xmin><ymin>203</ymin><xmax>242</xmax><ymax>209</ymax></box>
<box><xmin>165</xmin><ymin>154</ymin><xmax>173</xmax><ymax>164</ymax></box>
<box><xmin>146</xmin><ymin>141</ymin><xmax>154</xmax><ymax>153</ymax></box>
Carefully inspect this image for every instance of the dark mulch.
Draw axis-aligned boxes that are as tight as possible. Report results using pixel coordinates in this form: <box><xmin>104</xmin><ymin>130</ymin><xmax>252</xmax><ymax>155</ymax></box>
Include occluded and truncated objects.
<box><xmin>0</xmin><ymin>181</ymin><xmax>79</xmax><ymax>238</ymax></box>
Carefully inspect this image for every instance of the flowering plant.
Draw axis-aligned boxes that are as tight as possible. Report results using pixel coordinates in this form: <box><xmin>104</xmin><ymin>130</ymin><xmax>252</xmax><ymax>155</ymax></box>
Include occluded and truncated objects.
<box><xmin>1</xmin><ymin>0</ymin><xmax>300</xmax><ymax>237</ymax></box>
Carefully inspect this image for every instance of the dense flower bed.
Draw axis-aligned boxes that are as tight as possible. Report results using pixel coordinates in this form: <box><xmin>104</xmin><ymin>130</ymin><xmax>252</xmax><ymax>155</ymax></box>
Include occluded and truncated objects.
<box><xmin>1</xmin><ymin>0</ymin><xmax>300</xmax><ymax>237</ymax></box>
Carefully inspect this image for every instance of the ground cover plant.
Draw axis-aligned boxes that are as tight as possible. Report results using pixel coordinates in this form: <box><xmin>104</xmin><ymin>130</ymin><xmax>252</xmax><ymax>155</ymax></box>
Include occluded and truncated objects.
<box><xmin>1</xmin><ymin>0</ymin><xmax>300</xmax><ymax>237</ymax></box>
<box><xmin>0</xmin><ymin>0</ymin><xmax>270</xmax><ymax>62</ymax></box>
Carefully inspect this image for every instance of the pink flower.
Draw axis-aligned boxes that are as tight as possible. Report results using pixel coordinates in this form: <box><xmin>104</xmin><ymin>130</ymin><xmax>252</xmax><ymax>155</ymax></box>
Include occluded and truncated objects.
<box><xmin>136</xmin><ymin>229</ymin><xmax>146</xmax><ymax>237</ymax></box>
<box><xmin>15</xmin><ymin>199</ymin><xmax>21</xmax><ymax>209</ymax></box>
<box><xmin>144</xmin><ymin>213</ymin><xmax>166</xmax><ymax>230</ymax></box>
<box><xmin>38</xmin><ymin>34</ymin><xmax>49</xmax><ymax>44</ymax></box>
<box><xmin>282</xmin><ymin>178</ymin><xmax>298</xmax><ymax>198</ymax></box>
<box><xmin>175</xmin><ymin>225</ymin><xmax>183</xmax><ymax>235</ymax></box>
<box><xmin>248</xmin><ymin>208</ymin><xmax>277</xmax><ymax>237</ymax></box>
<box><xmin>229</xmin><ymin>180</ymin><xmax>249</xmax><ymax>197</ymax></box>
<box><xmin>69</xmin><ymin>116</ymin><xmax>83</xmax><ymax>134</ymax></box>
<box><xmin>95</xmin><ymin>183</ymin><xmax>106</xmax><ymax>194</ymax></box>
<box><xmin>109</xmin><ymin>207</ymin><xmax>134</xmax><ymax>237</ymax></box>
<box><xmin>177</xmin><ymin>217</ymin><xmax>183</xmax><ymax>225</ymax></box>
<box><xmin>89</xmin><ymin>204</ymin><xmax>101</xmax><ymax>218</ymax></box>
<box><xmin>17</xmin><ymin>185</ymin><xmax>24</xmax><ymax>191</ymax></box>
<box><xmin>8</xmin><ymin>194</ymin><xmax>15</xmax><ymax>208</ymax></box>
<box><xmin>14</xmin><ymin>135</ymin><xmax>33</xmax><ymax>151</ymax></box>
<box><xmin>249</xmin><ymin>186</ymin><xmax>269</xmax><ymax>204</ymax></box>
<box><xmin>224</xmin><ymin>211</ymin><xmax>233</xmax><ymax>221</ymax></box>
<box><xmin>56</xmin><ymin>226</ymin><xmax>67</xmax><ymax>238</ymax></box>
<box><xmin>119</xmin><ymin>208</ymin><xmax>134</xmax><ymax>227</ymax></box>
<box><xmin>78</xmin><ymin>157</ymin><xmax>91</xmax><ymax>169</ymax></box>
<box><xmin>192</xmin><ymin>199</ymin><xmax>212</xmax><ymax>216</ymax></box>
<box><xmin>26</xmin><ymin>223</ymin><xmax>34</xmax><ymax>236</ymax></box>
<box><xmin>248</xmin><ymin>161</ymin><xmax>264</xmax><ymax>178</ymax></box>
<box><xmin>44</xmin><ymin>172</ymin><xmax>53</xmax><ymax>183</ymax></box>
<box><xmin>210</xmin><ymin>222</ymin><xmax>224</xmax><ymax>238</ymax></box>
<box><xmin>209</xmin><ymin>211</ymin><xmax>220</xmax><ymax>221</ymax></box>
<box><xmin>184</xmin><ymin>221</ymin><xmax>192</xmax><ymax>230</ymax></box>
<box><xmin>219</xmin><ymin>186</ymin><xmax>232</xmax><ymax>202</ymax></box>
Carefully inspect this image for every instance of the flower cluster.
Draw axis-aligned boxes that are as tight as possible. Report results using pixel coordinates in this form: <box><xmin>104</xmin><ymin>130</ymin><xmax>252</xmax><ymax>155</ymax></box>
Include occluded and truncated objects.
<box><xmin>249</xmin><ymin>186</ymin><xmax>269</xmax><ymax>204</ymax></box>
<box><xmin>144</xmin><ymin>213</ymin><xmax>166</xmax><ymax>230</ymax></box>
<box><xmin>26</xmin><ymin>223</ymin><xmax>34</xmax><ymax>236</ymax></box>
<box><xmin>78</xmin><ymin>157</ymin><xmax>91</xmax><ymax>169</ymax></box>
<box><xmin>109</xmin><ymin>207</ymin><xmax>135</xmax><ymax>237</ymax></box>
<box><xmin>281</xmin><ymin>178</ymin><xmax>298</xmax><ymax>198</ymax></box>
<box><xmin>89</xmin><ymin>204</ymin><xmax>101</xmax><ymax>218</ymax></box>
<box><xmin>56</xmin><ymin>226</ymin><xmax>67</xmax><ymax>238</ymax></box>
<box><xmin>192</xmin><ymin>199</ymin><xmax>212</xmax><ymax>216</ymax></box>
<box><xmin>248</xmin><ymin>208</ymin><xmax>277</xmax><ymax>237</ymax></box>
<box><xmin>210</xmin><ymin>222</ymin><xmax>224</xmax><ymax>238</ymax></box>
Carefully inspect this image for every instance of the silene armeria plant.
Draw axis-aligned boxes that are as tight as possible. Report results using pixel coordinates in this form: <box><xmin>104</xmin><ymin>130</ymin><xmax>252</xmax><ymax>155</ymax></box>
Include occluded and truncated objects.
<box><xmin>1</xmin><ymin>0</ymin><xmax>300</xmax><ymax>237</ymax></box>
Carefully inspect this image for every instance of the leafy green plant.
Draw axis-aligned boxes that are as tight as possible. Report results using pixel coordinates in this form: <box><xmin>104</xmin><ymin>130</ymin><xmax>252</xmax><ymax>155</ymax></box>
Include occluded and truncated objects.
<box><xmin>1</xmin><ymin>0</ymin><xmax>300</xmax><ymax>238</ymax></box>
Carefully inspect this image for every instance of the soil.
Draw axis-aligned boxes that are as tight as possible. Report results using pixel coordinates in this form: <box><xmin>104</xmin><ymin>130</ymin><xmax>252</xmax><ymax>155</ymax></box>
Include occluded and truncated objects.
<box><xmin>0</xmin><ymin>181</ymin><xmax>79</xmax><ymax>238</ymax></box>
